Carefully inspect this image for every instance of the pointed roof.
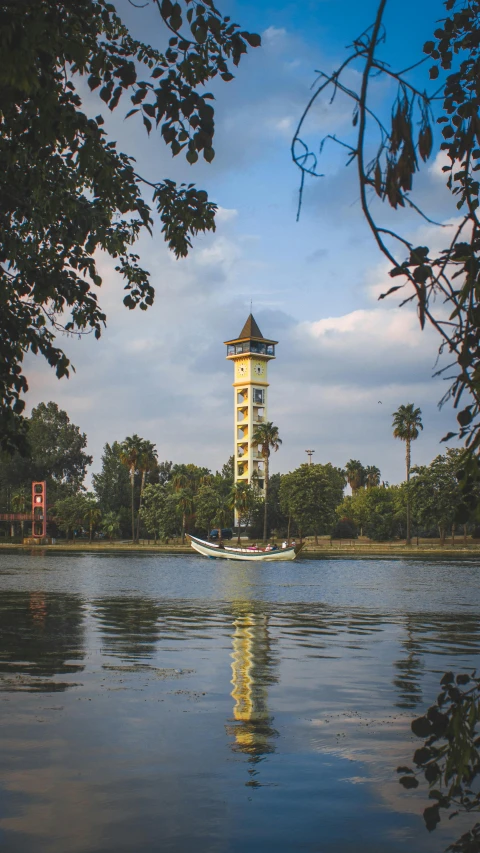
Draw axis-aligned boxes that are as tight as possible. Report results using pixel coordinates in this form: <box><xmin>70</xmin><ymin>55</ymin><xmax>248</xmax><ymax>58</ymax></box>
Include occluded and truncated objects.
<box><xmin>238</xmin><ymin>313</ymin><xmax>264</xmax><ymax>340</ymax></box>
<box><xmin>224</xmin><ymin>313</ymin><xmax>278</xmax><ymax>346</ymax></box>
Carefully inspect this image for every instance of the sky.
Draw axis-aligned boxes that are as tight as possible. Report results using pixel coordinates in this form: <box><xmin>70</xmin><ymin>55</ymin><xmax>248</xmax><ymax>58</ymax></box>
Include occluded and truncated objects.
<box><xmin>24</xmin><ymin>0</ymin><xmax>462</xmax><ymax>484</ymax></box>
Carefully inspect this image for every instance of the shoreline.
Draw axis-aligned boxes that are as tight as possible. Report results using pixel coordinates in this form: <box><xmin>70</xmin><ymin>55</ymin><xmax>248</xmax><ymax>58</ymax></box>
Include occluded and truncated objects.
<box><xmin>1</xmin><ymin>542</ymin><xmax>479</xmax><ymax>558</ymax></box>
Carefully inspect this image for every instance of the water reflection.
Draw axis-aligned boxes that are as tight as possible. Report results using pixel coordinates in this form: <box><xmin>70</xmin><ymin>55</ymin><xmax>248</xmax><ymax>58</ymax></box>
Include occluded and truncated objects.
<box><xmin>393</xmin><ymin>613</ymin><xmax>480</xmax><ymax>710</ymax></box>
<box><xmin>0</xmin><ymin>591</ymin><xmax>85</xmax><ymax>690</ymax></box>
<box><xmin>93</xmin><ymin>597</ymin><xmax>162</xmax><ymax>659</ymax></box>
<box><xmin>226</xmin><ymin>607</ymin><xmax>279</xmax><ymax>783</ymax></box>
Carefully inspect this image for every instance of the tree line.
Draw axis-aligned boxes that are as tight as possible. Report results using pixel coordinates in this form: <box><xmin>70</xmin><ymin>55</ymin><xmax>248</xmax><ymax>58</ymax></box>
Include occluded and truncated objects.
<box><xmin>0</xmin><ymin>400</ymin><xmax>477</xmax><ymax>544</ymax></box>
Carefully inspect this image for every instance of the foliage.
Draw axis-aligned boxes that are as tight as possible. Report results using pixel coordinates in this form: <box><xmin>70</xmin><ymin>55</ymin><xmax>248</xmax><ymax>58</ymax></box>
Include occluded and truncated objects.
<box><xmin>195</xmin><ymin>484</ymin><xmax>222</xmax><ymax>534</ymax></box>
<box><xmin>280</xmin><ymin>463</ymin><xmax>346</xmax><ymax>541</ymax></box>
<box><xmin>345</xmin><ymin>460</ymin><xmax>366</xmax><ymax>495</ymax></box>
<box><xmin>250</xmin><ymin>421</ymin><xmax>282</xmax><ymax>541</ymax></box>
<box><xmin>92</xmin><ymin>441</ymin><xmax>131</xmax><ymax>535</ymax></box>
<box><xmin>337</xmin><ymin>485</ymin><xmax>401</xmax><ymax>541</ymax></box>
<box><xmin>398</xmin><ymin>670</ymin><xmax>480</xmax><ymax>851</ymax></box>
<box><xmin>293</xmin><ymin>0</ymin><xmax>480</xmax><ymax>455</ymax></box>
<box><xmin>0</xmin><ymin>0</ymin><xmax>260</xmax><ymax>449</ymax></box>
<box><xmin>365</xmin><ymin>465</ymin><xmax>381</xmax><ymax>489</ymax></box>
<box><xmin>410</xmin><ymin>449</ymin><xmax>465</xmax><ymax>543</ymax></box>
<box><xmin>54</xmin><ymin>493</ymin><xmax>89</xmax><ymax>540</ymax></box>
<box><xmin>0</xmin><ymin>401</ymin><xmax>91</xmax><ymax>511</ymax></box>
<box><xmin>139</xmin><ymin>483</ymin><xmax>179</xmax><ymax>541</ymax></box>
<box><xmin>393</xmin><ymin>404</ymin><xmax>423</xmax><ymax>543</ymax></box>
<box><xmin>392</xmin><ymin>405</ymin><xmax>424</xmax><ymax>461</ymax></box>
<box><xmin>331</xmin><ymin>517</ymin><xmax>358</xmax><ymax>539</ymax></box>
<box><xmin>101</xmin><ymin>510</ymin><xmax>121</xmax><ymax>541</ymax></box>
<box><xmin>82</xmin><ymin>493</ymin><xmax>102</xmax><ymax>542</ymax></box>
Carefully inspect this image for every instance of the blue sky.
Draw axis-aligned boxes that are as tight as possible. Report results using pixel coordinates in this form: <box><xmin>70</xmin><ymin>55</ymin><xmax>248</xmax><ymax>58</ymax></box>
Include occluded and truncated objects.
<box><xmin>25</xmin><ymin>0</ymin><xmax>462</xmax><ymax>484</ymax></box>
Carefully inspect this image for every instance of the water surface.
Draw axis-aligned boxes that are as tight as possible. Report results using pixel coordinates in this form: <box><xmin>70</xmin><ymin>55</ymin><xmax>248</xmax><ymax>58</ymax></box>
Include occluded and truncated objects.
<box><xmin>0</xmin><ymin>552</ymin><xmax>478</xmax><ymax>852</ymax></box>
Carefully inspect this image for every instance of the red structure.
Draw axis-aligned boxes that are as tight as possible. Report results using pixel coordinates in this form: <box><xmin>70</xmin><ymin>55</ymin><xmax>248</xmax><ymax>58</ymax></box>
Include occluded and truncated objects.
<box><xmin>32</xmin><ymin>481</ymin><xmax>47</xmax><ymax>538</ymax></box>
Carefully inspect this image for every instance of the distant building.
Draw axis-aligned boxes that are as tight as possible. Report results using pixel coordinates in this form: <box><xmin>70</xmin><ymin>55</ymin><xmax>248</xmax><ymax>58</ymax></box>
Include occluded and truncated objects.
<box><xmin>225</xmin><ymin>314</ymin><xmax>277</xmax><ymax>497</ymax></box>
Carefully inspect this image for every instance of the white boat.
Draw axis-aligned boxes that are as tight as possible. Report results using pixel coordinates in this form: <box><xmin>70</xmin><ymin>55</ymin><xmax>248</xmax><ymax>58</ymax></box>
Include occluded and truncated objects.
<box><xmin>187</xmin><ymin>534</ymin><xmax>300</xmax><ymax>561</ymax></box>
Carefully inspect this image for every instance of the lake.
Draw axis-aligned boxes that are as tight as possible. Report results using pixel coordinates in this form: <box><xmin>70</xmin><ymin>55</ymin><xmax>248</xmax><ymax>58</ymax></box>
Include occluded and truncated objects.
<box><xmin>0</xmin><ymin>551</ymin><xmax>478</xmax><ymax>852</ymax></box>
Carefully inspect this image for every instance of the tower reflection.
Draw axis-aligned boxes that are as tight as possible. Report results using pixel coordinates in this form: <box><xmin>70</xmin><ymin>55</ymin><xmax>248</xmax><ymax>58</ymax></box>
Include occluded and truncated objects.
<box><xmin>226</xmin><ymin>608</ymin><xmax>278</xmax><ymax>783</ymax></box>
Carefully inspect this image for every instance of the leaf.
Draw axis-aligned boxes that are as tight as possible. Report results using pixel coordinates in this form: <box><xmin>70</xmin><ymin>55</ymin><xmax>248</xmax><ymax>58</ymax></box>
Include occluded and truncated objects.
<box><xmin>399</xmin><ymin>776</ymin><xmax>419</xmax><ymax>789</ymax></box>
<box><xmin>430</xmin><ymin>65</ymin><xmax>439</xmax><ymax>80</ymax></box>
<box><xmin>414</xmin><ymin>747</ymin><xmax>432</xmax><ymax>765</ymax></box>
<box><xmin>379</xmin><ymin>285</ymin><xmax>403</xmax><ymax>299</ymax></box>
<box><xmin>412</xmin><ymin>716</ymin><xmax>433</xmax><ymax>738</ymax></box>
<box><xmin>423</xmin><ymin>803</ymin><xmax>441</xmax><ymax>832</ymax></box>
<box><xmin>241</xmin><ymin>32</ymin><xmax>261</xmax><ymax>47</ymax></box>
<box><xmin>186</xmin><ymin>149</ymin><xmax>198</xmax><ymax>164</ymax></box>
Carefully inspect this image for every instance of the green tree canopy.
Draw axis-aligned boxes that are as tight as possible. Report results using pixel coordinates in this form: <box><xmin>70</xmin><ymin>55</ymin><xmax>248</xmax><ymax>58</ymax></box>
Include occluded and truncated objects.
<box><xmin>0</xmin><ymin>0</ymin><xmax>260</xmax><ymax>450</ymax></box>
<box><xmin>280</xmin><ymin>462</ymin><xmax>345</xmax><ymax>542</ymax></box>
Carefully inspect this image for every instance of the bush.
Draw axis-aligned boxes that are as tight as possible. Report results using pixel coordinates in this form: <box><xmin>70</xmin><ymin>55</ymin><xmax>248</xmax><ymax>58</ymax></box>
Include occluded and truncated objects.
<box><xmin>331</xmin><ymin>518</ymin><xmax>357</xmax><ymax>539</ymax></box>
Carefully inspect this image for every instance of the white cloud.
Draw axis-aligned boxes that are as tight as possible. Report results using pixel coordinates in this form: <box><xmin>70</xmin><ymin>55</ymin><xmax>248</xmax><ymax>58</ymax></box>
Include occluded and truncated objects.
<box><xmin>215</xmin><ymin>206</ymin><xmax>238</xmax><ymax>223</ymax></box>
<box><xmin>263</xmin><ymin>26</ymin><xmax>287</xmax><ymax>44</ymax></box>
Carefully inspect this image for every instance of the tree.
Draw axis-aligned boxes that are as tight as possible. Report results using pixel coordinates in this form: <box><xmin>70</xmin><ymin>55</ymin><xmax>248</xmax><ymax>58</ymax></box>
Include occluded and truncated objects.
<box><xmin>54</xmin><ymin>494</ymin><xmax>88</xmax><ymax>541</ymax></box>
<box><xmin>195</xmin><ymin>484</ymin><xmax>222</xmax><ymax>537</ymax></box>
<box><xmin>171</xmin><ymin>463</ymin><xmax>210</xmax><ymax>542</ymax></box>
<box><xmin>136</xmin><ymin>439</ymin><xmax>158</xmax><ymax>540</ymax></box>
<box><xmin>92</xmin><ymin>441</ymin><xmax>131</xmax><ymax>534</ymax></box>
<box><xmin>293</xmin><ymin>0</ymin><xmax>480</xmax><ymax>455</ymax></box>
<box><xmin>410</xmin><ymin>451</ymin><xmax>462</xmax><ymax>544</ymax></box>
<box><xmin>393</xmin><ymin>404</ymin><xmax>423</xmax><ymax>544</ymax></box>
<box><xmin>337</xmin><ymin>485</ymin><xmax>400</xmax><ymax>542</ymax></box>
<box><xmin>28</xmin><ymin>401</ymin><xmax>92</xmax><ymax>492</ymax></box>
<box><xmin>119</xmin><ymin>434</ymin><xmax>144</xmax><ymax>542</ymax></box>
<box><xmin>250</xmin><ymin>422</ymin><xmax>282</xmax><ymax>542</ymax></box>
<box><xmin>345</xmin><ymin>460</ymin><xmax>366</xmax><ymax>495</ymax></box>
<box><xmin>281</xmin><ymin>463</ymin><xmax>345</xmax><ymax>543</ymax></box>
<box><xmin>0</xmin><ymin>0</ymin><xmax>260</xmax><ymax>450</ymax></box>
<box><xmin>231</xmin><ymin>481</ymin><xmax>259</xmax><ymax>543</ymax></box>
<box><xmin>101</xmin><ymin>510</ymin><xmax>121</xmax><ymax>542</ymax></box>
<box><xmin>365</xmin><ymin>465</ymin><xmax>381</xmax><ymax>489</ymax></box>
<box><xmin>0</xmin><ymin>400</ymin><xmax>91</xmax><ymax>511</ymax></box>
<box><xmin>83</xmin><ymin>494</ymin><xmax>102</xmax><ymax>543</ymax></box>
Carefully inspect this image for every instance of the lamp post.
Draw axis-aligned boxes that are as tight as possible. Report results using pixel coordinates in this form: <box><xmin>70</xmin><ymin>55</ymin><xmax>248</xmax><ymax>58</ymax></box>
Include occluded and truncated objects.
<box><xmin>305</xmin><ymin>450</ymin><xmax>315</xmax><ymax>466</ymax></box>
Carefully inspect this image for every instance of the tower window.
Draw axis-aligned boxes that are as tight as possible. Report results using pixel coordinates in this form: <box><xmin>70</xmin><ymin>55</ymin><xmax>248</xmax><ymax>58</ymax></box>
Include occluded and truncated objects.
<box><xmin>227</xmin><ymin>345</ymin><xmax>235</xmax><ymax>356</ymax></box>
<box><xmin>266</xmin><ymin>344</ymin><xmax>274</xmax><ymax>355</ymax></box>
<box><xmin>253</xmin><ymin>388</ymin><xmax>264</xmax><ymax>404</ymax></box>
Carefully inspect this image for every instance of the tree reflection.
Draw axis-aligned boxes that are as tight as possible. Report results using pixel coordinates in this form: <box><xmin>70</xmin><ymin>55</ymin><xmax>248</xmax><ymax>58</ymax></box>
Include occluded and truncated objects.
<box><xmin>225</xmin><ymin>606</ymin><xmax>278</xmax><ymax>784</ymax></box>
<box><xmin>93</xmin><ymin>597</ymin><xmax>162</xmax><ymax>659</ymax></box>
<box><xmin>0</xmin><ymin>591</ymin><xmax>85</xmax><ymax>688</ymax></box>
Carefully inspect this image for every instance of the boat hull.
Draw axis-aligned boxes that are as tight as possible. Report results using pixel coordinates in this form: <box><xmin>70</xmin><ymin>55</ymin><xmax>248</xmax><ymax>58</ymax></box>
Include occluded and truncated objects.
<box><xmin>188</xmin><ymin>535</ymin><xmax>298</xmax><ymax>561</ymax></box>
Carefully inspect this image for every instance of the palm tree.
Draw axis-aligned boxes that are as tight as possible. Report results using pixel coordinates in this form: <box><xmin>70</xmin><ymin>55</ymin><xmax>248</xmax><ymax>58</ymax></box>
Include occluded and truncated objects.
<box><xmin>119</xmin><ymin>434</ymin><xmax>144</xmax><ymax>542</ymax></box>
<box><xmin>345</xmin><ymin>460</ymin><xmax>366</xmax><ymax>495</ymax></box>
<box><xmin>174</xmin><ymin>487</ymin><xmax>194</xmax><ymax>544</ymax></box>
<box><xmin>83</xmin><ymin>495</ymin><xmax>102</xmax><ymax>543</ymax></box>
<box><xmin>250</xmin><ymin>421</ymin><xmax>282</xmax><ymax>542</ymax></box>
<box><xmin>102</xmin><ymin>511</ymin><xmax>121</xmax><ymax>542</ymax></box>
<box><xmin>392</xmin><ymin>403</ymin><xmax>423</xmax><ymax>545</ymax></box>
<box><xmin>11</xmin><ymin>488</ymin><xmax>28</xmax><ymax>539</ymax></box>
<box><xmin>365</xmin><ymin>465</ymin><xmax>381</xmax><ymax>489</ymax></box>
<box><xmin>231</xmin><ymin>481</ymin><xmax>254</xmax><ymax>544</ymax></box>
<box><xmin>136</xmin><ymin>440</ymin><xmax>158</xmax><ymax>541</ymax></box>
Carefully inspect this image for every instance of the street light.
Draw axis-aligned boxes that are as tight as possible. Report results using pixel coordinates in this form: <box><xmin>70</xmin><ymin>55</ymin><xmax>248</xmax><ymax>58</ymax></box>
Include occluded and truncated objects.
<box><xmin>305</xmin><ymin>450</ymin><xmax>315</xmax><ymax>465</ymax></box>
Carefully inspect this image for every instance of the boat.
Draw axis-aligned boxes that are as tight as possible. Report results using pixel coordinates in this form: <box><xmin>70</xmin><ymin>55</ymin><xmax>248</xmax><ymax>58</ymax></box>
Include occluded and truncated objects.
<box><xmin>187</xmin><ymin>534</ymin><xmax>301</xmax><ymax>561</ymax></box>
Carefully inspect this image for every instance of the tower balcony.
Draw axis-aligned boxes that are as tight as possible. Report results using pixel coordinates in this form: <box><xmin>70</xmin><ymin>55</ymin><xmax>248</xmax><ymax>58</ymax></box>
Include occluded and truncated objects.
<box><xmin>226</xmin><ymin>341</ymin><xmax>276</xmax><ymax>358</ymax></box>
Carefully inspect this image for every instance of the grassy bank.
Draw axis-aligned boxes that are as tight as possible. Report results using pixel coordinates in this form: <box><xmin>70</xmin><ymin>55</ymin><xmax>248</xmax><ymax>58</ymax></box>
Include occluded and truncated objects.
<box><xmin>1</xmin><ymin>539</ymin><xmax>480</xmax><ymax>558</ymax></box>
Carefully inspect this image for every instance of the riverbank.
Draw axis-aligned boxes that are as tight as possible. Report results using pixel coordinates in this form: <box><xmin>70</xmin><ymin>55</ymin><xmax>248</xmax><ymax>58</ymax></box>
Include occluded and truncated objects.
<box><xmin>1</xmin><ymin>541</ymin><xmax>480</xmax><ymax>557</ymax></box>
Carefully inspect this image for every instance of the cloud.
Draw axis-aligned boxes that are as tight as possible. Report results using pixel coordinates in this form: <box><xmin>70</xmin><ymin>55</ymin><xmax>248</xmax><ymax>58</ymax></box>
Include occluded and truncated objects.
<box><xmin>263</xmin><ymin>26</ymin><xmax>287</xmax><ymax>45</ymax></box>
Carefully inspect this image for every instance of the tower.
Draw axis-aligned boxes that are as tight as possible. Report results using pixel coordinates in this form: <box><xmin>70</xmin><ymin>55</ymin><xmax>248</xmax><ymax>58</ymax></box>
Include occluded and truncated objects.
<box><xmin>31</xmin><ymin>481</ymin><xmax>47</xmax><ymax>539</ymax></box>
<box><xmin>225</xmin><ymin>314</ymin><xmax>277</xmax><ymax>497</ymax></box>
